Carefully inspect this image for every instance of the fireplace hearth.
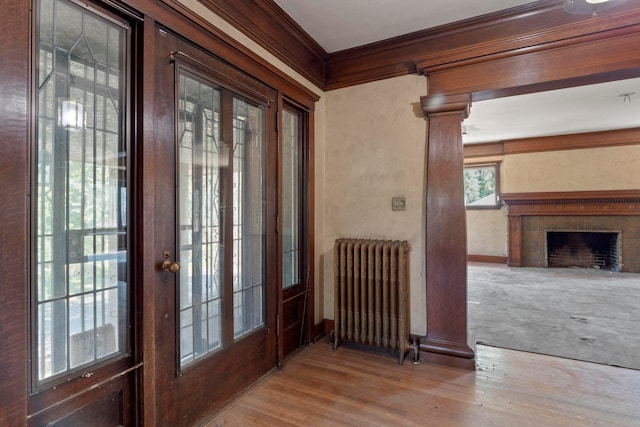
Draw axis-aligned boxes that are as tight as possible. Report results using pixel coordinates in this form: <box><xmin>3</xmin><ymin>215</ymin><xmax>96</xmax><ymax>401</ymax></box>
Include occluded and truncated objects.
<box><xmin>546</xmin><ymin>231</ymin><xmax>620</xmax><ymax>271</ymax></box>
<box><xmin>502</xmin><ymin>190</ymin><xmax>640</xmax><ymax>273</ymax></box>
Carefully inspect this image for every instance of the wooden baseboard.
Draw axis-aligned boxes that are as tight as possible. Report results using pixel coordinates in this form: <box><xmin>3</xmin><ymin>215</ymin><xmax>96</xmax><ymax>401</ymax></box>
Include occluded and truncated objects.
<box><xmin>467</xmin><ymin>254</ymin><xmax>508</xmax><ymax>264</ymax></box>
<box><xmin>312</xmin><ymin>320</ymin><xmax>332</xmax><ymax>343</ymax></box>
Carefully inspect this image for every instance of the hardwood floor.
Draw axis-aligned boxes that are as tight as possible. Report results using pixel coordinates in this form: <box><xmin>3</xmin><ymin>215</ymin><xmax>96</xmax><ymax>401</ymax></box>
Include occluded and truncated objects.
<box><xmin>205</xmin><ymin>340</ymin><xmax>640</xmax><ymax>426</ymax></box>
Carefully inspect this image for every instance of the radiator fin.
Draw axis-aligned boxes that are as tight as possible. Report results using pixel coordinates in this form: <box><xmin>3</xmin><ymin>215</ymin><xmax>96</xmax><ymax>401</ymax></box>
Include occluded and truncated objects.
<box><xmin>333</xmin><ymin>238</ymin><xmax>410</xmax><ymax>364</ymax></box>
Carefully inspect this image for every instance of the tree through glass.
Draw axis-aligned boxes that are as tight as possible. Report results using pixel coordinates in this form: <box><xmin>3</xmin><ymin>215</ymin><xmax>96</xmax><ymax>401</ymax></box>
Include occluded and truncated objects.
<box><xmin>463</xmin><ymin>163</ymin><xmax>500</xmax><ymax>208</ymax></box>
<box><xmin>34</xmin><ymin>0</ymin><xmax>130</xmax><ymax>385</ymax></box>
<box><xmin>177</xmin><ymin>70</ymin><xmax>266</xmax><ymax>368</ymax></box>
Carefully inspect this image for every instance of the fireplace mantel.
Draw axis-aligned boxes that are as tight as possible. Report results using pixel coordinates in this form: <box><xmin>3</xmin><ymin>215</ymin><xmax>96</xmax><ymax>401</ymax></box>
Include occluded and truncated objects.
<box><xmin>502</xmin><ymin>190</ymin><xmax>640</xmax><ymax>268</ymax></box>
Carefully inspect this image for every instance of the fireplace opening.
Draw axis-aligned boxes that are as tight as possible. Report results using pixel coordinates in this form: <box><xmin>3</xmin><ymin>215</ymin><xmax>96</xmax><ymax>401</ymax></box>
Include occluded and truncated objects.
<box><xmin>546</xmin><ymin>231</ymin><xmax>620</xmax><ymax>271</ymax></box>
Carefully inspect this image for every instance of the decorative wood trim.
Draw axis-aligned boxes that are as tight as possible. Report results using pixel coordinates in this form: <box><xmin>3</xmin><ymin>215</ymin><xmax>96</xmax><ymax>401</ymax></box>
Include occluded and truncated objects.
<box><xmin>416</xmin><ymin>3</ymin><xmax>640</xmax><ymax>75</ymax></box>
<box><xmin>422</xmin><ymin>93</ymin><xmax>475</xmax><ymax>362</ymax></box>
<box><xmin>152</xmin><ymin>0</ymin><xmax>320</xmax><ymax>106</ymax></box>
<box><xmin>464</xmin><ymin>142</ymin><xmax>504</xmax><ymax>159</ymax></box>
<box><xmin>464</xmin><ymin>128</ymin><xmax>640</xmax><ymax>159</ymax></box>
<box><xmin>195</xmin><ymin>0</ymin><xmax>327</xmax><ymax>90</ymax></box>
<box><xmin>421</xmin><ymin>93</ymin><xmax>471</xmax><ymax>118</ymax></box>
<box><xmin>323</xmin><ymin>319</ymin><xmax>335</xmax><ymax>336</ymax></box>
<box><xmin>146</xmin><ymin>0</ymin><xmax>640</xmax><ymax>94</ymax></box>
<box><xmin>0</xmin><ymin>0</ymin><xmax>29</xmax><ymax>424</ymax></box>
<box><xmin>467</xmin><ymin>255</ymin><xmax>508</xmax><ymax>264</ymax></box>
<box><xmin>326</xmin><ymin>1</ymin><xmax>640</xmax><ymax>90</ymax></box>
<box><xmin>502</xmin><ymin>190</ymin><xmax>640</xmax><ymax>207</ymax></box>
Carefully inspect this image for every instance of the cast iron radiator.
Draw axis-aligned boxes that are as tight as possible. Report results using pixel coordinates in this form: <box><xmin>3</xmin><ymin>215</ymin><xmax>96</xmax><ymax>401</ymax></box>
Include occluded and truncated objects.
<box><xmin>333</xmin><ymin>238</ymin><xmax>410</xmax><ymax>364</ymax></box>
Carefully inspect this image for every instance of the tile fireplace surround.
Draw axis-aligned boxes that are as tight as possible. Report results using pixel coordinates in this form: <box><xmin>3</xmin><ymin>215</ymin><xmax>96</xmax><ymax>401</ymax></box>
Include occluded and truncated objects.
<box><xmin>502</xmin><ymin>191</ymin><xmax>640</xmax><ymax>273</ymax></box>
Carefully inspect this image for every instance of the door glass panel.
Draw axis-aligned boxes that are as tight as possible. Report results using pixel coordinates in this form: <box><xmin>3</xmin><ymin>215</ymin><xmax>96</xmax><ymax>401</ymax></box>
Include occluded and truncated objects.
<box><xmin>177</xmin><ymin>71</ymin><xmax>266</xmax><ymax>367</ymax></box>
<box><xmin>282</xmin><ymin>109</ymin><xmax>300</xmax><ymax>289</ymax></box>
<box><xmin>34</xmin><ymin>0</ymin><xmax>129</xmax><ymax>384</ymax></box>
<box><xmin>177</xmin><ymin>72</ymin><xmax>223</xmax><ymax>367</ymax></box>
<box><xmin>232</xmin><ymin>98</ymin><xmax>265</xmax><ymax>338</ymax></box>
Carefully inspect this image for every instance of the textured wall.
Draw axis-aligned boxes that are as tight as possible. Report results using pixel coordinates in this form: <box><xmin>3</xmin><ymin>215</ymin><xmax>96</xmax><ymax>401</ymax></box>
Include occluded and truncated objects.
<box><xmin>323</xmin><ymin>75</ymin><xmax>428</xmax><ymax>335</ymax></box>
<box><xmin>466</xmin><ymin>207</ymin><xmax>508</xmax><ymax>257</ymax></box>
<box><xmin>503</xmin><ymin>145</ymin><xmax>640</xmax><ymax>193</ymax></box>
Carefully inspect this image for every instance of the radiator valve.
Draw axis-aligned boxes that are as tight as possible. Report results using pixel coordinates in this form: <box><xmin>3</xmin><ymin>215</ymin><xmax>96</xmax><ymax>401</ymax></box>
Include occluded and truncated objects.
<box><xmin>411</xmin><ymin>339</ymin><xmax>420</xmax><ymax>365</ymax></box>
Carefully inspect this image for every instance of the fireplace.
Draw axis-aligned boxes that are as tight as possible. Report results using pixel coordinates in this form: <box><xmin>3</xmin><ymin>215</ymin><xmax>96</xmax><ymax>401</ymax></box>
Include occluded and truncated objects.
<box><xmin>546</xmin><ymin>231</ymin><xmax>620</xmax><ymax>271</ymax></box>
<box><xmin>502</xmin><ymin>190</ymin><xmax>640</xmax><ymax>273</ymax></box>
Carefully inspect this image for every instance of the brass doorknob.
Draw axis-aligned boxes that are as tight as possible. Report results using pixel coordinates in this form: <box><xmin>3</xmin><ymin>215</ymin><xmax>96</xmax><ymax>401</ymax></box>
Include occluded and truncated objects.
<box><xmin>161</xmin><ymin>251</ymin><xmax>180</xmax><ymax>273</ymax></box>
<box><xmin>162</xmin><ymin>260</ymin><xmax>180</xmax><ymax>273</ymax></box>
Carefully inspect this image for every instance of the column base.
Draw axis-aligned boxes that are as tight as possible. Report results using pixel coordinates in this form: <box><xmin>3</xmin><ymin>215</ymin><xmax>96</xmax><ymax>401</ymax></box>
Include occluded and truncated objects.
<box><xmin>419</xmin><ymin>338</ymin><xmax>476</xmax><ymax>370</ymax></box>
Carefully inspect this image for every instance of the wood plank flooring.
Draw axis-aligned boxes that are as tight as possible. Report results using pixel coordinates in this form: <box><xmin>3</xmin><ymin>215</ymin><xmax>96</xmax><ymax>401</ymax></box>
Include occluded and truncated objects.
<box><xmin>205</xmin><ymin>340</ymin><xmax>640</xmax><ymax>426</ymax></box>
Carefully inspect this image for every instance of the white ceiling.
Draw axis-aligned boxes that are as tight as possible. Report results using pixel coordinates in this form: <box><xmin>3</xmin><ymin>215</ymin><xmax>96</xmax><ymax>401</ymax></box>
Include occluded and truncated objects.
<box><xmin>273</xmin><ymin>0</ymin><xmax>537</xmax><ymax>53</ymax></box>
<box><xmin>462</xmin><ymin>78</ymin><xmax>640</xmax><ymax>144</ymax></box>
<box><xmin>273</xmin><ymin>0</ymin><xmax>640</xmax><ymax>143</ymax></box>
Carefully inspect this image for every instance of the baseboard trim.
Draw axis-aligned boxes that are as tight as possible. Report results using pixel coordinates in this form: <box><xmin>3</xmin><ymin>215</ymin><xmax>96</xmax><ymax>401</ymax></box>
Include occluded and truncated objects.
<box><xmin>468</xmin><ymin>254</ymin><xmax>508</xmax><ymax>264</ymax></box>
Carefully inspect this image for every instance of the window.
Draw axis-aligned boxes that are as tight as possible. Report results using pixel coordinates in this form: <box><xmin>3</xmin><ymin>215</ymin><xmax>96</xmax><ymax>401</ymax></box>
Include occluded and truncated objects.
<box><xmin>176</xmin><ymin>69</ymin><xmax>266</xmax><ymax>368</ymax></box>
<box><xmin>281</xmin><ymin>107</ymin><xmax>302</xmax><ymax>289</ymax></box>
<box><xmin>464</xmin><ymin>162</ymin><xmax>501</xmax><ymax>209</ymax></box>
<box><xmin>33</xmin><ymin>0</ymin><xmax>130</xmax><ymax>386</ymax></box>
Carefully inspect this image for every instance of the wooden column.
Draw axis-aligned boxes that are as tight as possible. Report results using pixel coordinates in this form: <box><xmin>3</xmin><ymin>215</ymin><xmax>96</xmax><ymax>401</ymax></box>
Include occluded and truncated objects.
<box><xmin>420</xmin><ymin>93</ymin><xmax>475</xmax><ymax>367</ymax></box>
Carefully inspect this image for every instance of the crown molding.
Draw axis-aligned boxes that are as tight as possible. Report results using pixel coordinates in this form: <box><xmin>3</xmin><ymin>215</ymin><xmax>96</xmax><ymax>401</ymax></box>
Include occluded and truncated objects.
<box><xmin>185</xmin><ymin>0</ymin><xmax>640</xmax><ymax>93</ymax></box>
<box><xmin>464</xmin><ymin>128</ymin><xmax>640</xmax><ymax>159</ymax></box>
<box><xmin>196</xmin><ymin>0</ymin><xmax>327</xmax><ymax>90</ymax></box>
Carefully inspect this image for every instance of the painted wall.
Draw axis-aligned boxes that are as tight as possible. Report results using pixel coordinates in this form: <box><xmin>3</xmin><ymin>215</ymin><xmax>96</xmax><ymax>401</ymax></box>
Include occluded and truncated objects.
<box><xmin>466</xmin><ymin>207</ymin><xmax>508</xmax><ymax>257</ymax></box>
<box><xmin>323</xmin><ymin>76</ymin><xmax>428</xmax><ymax>335</ymax></box>
<box><xmin>467</xmin><ymin>144</ymin><xmax>640</xmax><ymax>257</ymax></box>
<box><xmin>503</xmin><ymin>145</ymin><xmax>640</xmax><ymax>193</ymax></box>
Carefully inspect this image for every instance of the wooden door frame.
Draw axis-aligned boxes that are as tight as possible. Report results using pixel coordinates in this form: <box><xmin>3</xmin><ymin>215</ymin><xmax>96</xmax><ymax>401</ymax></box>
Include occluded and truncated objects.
<box><xmin>276</xmin><ymin>97</ymin><xmax>315</xmax><ymax>366</ymax></box>
<box><xmin>1</xmin><ymin>0</ymin><xmax>144</xmax><ymax>424</ymax></box>
<box><xmin>416</xmin><ymin>4</ymin><xmax>640</xmax><ymax>366</ymax></box>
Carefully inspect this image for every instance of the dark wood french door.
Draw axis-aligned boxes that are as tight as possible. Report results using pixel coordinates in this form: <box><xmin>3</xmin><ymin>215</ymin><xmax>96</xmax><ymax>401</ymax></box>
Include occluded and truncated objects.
<box><xmin>150</xmin><ymin>28</ymin><xmax>278</xmax><ymax>426</ymax></box>
<box><xmin>279</xmin><ymin>104</ymin><xmax>311</xmax><ymax>361</ymax></box>
<box><xmin>26</xmin><ymin>0</ymin><xmax>139</xmax><ymax>424</ymax></box>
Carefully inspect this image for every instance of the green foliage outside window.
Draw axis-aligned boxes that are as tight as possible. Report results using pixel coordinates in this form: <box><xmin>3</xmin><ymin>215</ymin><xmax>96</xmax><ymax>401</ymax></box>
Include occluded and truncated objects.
<box><xmin>464</xmin><ymin>164</ymin><xmax>499</xmax><ymax>208</ymax></box>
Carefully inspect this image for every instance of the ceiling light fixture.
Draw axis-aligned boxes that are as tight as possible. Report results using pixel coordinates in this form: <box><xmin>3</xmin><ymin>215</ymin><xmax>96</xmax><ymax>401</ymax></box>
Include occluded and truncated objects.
<box><xmin>619</xmin><ymin>92</ymin><xmax>635</xmax><ymax>103</ymax></box>
<box><xmin>563</xmin><ymin>0</ymin><xmax>629</xmax><ymax>16</ymax></box>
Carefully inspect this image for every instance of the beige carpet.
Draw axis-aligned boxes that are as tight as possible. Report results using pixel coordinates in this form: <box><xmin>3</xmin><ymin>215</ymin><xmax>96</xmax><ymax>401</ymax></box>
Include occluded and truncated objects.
<box><xmin>467</xmin><ymin>262</ymin><xmax>640</xmax><ymax>370</ymax></box>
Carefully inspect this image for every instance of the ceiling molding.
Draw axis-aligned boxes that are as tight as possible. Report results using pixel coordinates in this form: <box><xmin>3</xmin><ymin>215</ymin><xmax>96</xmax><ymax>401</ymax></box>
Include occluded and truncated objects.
<box><xmin>196</xmin><ymin>0</ymin><xmax>327</xmax><ymax>89</ymax></box>
<box><xmin>192</xmin><ymin>0</ymin><xmax>640</xmax><ymax>93</ymax></box>
<box><xmin>464</xmin><ymin>128</ymin><xmax>640</xmax><ymax>159</ymax></box>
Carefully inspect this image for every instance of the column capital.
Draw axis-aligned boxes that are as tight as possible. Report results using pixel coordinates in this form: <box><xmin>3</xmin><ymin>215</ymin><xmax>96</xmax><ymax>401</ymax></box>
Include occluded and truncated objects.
<box><xmin>421</xmin><ymin>93</ymin><xmax>471</xmax><ymax>119</ymax></box>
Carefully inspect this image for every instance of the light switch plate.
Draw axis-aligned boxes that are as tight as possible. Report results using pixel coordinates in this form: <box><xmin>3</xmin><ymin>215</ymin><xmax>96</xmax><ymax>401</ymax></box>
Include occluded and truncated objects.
<box><xmin>392</xmin><ymin>197</ymin><xmax>406</xmax><ymax>211</ymax></box>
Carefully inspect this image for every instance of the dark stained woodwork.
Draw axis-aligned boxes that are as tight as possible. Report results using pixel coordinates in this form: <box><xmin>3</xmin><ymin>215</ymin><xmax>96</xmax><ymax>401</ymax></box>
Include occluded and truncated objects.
<box><xmin>464</xmin><ymin>141</ymin><xmax>505</xmax><ymax>159</ymax></box>
<box><xmin>423</xmin><ymin>28</ymin><xmax>640</xmax><ymax>98</ymax></box>
<box><xmin>28</xmin><ymin>376</ymin><xmax>135</xmax><ymax>427</ymax></box>
<box><xmin>207</xmin><ymin>340</ymin><xmax>640</xmax><ymax>427</ymax></box>
<box><xmin>421</xmin><ymin>94</ymin><xmax>475</xmax><ymax>364</ymax></box>
<box><xmin>194</xmin><ymin>0</ymin><xmax>327</xmax><ymax>89</ymax></box>
<box><xmin>465</xmin><ymin>128</ymin><xmax>640</xmax><ymax>159</ymax></box>
<box><xmin>467</xmin><ymin>255</ymin><xmax>508</xmax><ymax>264</ymax></box>
<box><xmin>328</xmin><ymin>1</ymin><xmax>640</xmax><ymax>90</ymax></box>
<box><xmin>155</xmin><ymin>0</ymin><xmax>320</xmax><ymax>106</ymax></box>
<box><xmin>140</xmin><ymin>15</ymin><xmax>160</xmax><ymax>427</ymax></box>
<box><xmin>144</xmin><ymin>0</ymin><xmax>640</xmax><ymax>92</ymax></box>
<box><xmin>502</xmin><ymin>191</ymin><xmax>640</xmax><ymax>267</ymax></box>
<box><xmin>150</xmin><ymin>28</ymin><xmax>280</xmax><ymax>427</ymax></box>
<box><xmin>0</xmin><ymin>0</ymin><xmax>29</xmax><ymax>424</ymax></box>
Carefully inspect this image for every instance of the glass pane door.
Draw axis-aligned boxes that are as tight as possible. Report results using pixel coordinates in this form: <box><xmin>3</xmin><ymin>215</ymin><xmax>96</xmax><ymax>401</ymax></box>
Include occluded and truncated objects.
<box><xmin>282</xmin><ymin>108</ymin><xmax>301</xmax><ymax>290</ymax></box>
<box><xmin>177</xmin><ymin>70</ymin><xmax>266</xmax><ymax>370</ymax></box>
<box><xmin>33</xmin><ymin>0</ymin><xmax>129</xmax><ymax>386</ymax></box>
